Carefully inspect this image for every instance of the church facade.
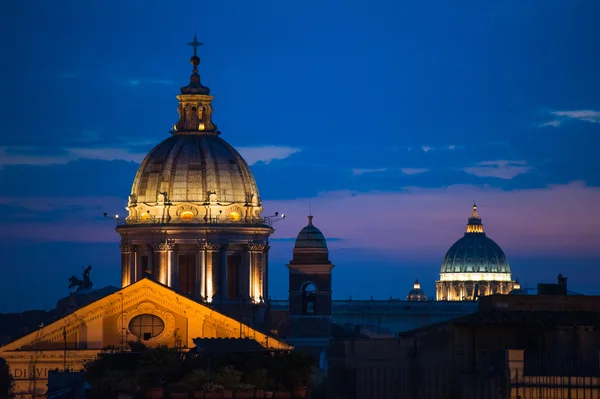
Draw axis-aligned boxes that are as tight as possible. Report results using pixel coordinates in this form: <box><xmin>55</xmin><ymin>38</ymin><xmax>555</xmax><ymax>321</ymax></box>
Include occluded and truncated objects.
<box><xmin>0</xmin><ymin>279</ymin><xmax>289</xmax><ymax>396</ymax></box>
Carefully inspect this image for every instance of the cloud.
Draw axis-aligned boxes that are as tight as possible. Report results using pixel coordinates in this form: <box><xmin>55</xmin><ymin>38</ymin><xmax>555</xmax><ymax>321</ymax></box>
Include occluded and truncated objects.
<box><xmin>264</xmin><ymin>181</ymin><xmax>600</xmax><ymax>258</ymax></box>
<box><xmin>237</xmin><ymin>146</ymin><xmax>300</xmax><ymax>165</ymax></box>
<box><xmin>540</xmin><ymin>109</ymin><xmax>600</xmax><ymax>127</ymax></box>
<box><xmin>351</xmin><ymin>168</ymin><xmax>389</xmax><ymax>176</ymax></box>
<box><xmin>0</xmin><ymin>146</ymin><xmax>147</xmax><ymax>167</ymax></box>
<box><xmin>351</xmin><ymin>168</ymin><xmax>428</xmax><ymax>176</ymax></box>
<box><xmin>421</xmin><ymin>145</ymin><xmax>461</xmax><ymax>152</ymax></box>
<box><xmin>401</xmin><ymin>168</ymin><xmax>428</xmax><ymax>175</ymax></box>
<box><xmin>464</xmin><ymin>160</ymin><xmax>530</xmax><ymax>180</ymax></box>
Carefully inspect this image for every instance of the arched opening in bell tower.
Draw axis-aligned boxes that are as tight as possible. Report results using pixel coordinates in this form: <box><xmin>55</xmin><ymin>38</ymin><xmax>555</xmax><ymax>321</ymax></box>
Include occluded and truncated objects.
<box><xmin>302</xmin><ymin>283</ymin><xmax>317</xmax><ymax>315</ymax></box>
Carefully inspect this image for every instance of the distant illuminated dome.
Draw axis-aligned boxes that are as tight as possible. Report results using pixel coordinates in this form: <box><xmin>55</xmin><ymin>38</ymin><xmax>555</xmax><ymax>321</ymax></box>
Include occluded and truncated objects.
<box><xmin>294</xmin><ymin>216</ymin><xmax>328</xmax><ymax>249</ymax></box>
<box><xmin>440</xmin><ymin>204</ymin><xmax>511</xmax><ymax>280</ymax></box>
<box><xmin>125</xmin><ymin>37</ymin><xmax>262</xmax><ymax>224</ymax></box>
<box><xmin>436</xmin><ymin>204</ymin><xmax>516</xmax><ymax>301</ymax></box>
<box><xmin>406</xmin><ymin>280</ymin><xmax>428</xmax><ymax>301</ymax></box>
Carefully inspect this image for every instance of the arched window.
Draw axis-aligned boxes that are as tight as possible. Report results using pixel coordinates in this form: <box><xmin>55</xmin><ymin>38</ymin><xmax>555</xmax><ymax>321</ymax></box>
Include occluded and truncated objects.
<box><xmin>302</xmin><ymin>283</ymin><xmax>317</xmax><ymax>315</ymax></box>
<box><xmin>129</xmin><ymin>314</ymin><xmax>165</xmax><ymax>341</ymax></box>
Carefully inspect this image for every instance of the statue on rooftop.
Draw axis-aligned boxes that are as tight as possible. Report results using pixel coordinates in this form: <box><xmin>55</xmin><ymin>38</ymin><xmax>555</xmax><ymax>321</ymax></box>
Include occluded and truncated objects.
<box><xmin>68</xmin><ymin>265</ymin><xmax>93</xmax><ymax>291</ymax></box>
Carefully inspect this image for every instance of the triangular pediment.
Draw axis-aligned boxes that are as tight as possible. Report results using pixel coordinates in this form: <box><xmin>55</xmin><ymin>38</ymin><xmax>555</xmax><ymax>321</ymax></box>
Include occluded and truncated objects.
<box><xmin>0</xmin><ymin>279</ymin><xmax>290</xmax><ymax>352</ymax></box>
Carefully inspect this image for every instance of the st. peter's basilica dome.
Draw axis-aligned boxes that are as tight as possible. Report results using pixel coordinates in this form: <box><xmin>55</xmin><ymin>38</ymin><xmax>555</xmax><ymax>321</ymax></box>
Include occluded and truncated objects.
<box><xmin>436</xmin><ymin>204</ymin><xmax>515</xmax><ymax>300</ymax></box>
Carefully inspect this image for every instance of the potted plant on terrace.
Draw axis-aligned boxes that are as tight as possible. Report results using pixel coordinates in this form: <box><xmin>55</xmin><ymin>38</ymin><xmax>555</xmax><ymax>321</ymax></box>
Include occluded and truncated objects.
<box><xmin>214</xmin><ymin>366</ymin><xmax>242</xmax><ymax>399</ymax></box>
<box><xmin>203</xmin><ymin>382</ymin><xmax>225</xmax><ymax>399</ymax></box>
<box><xmin>263</xmin><ymin>381</ymin><xmax>275</xmax><ymax>399</ymax></box>
<box><xmin>168</xmin><ymin>381</ymin><xmax>189</xmax><ymax>399</ymax></box>
<box><xmin>234</xmin><ymin>383</ymin><xmax>254</xmax><ymax>399</ymax></box>
<box><xmin>272</xmin><ymin>383</ymin><xmax>291</xmax><ymax>399</ymax></box>
<box><xmin>286</xmin><ymin>353</ymin><xmax>313</xmax><ymax>398</ymax></box>
<box><xmin>246</xmin><ymin>369</ymin><xmax>268</xmax><ymax>398</ymax></box>
<box><xmin>101</xmin><ymin>369</ymin><xmax>136</xmax><ymax>399</ymax></box>
<box><xmin>181</xmin><ymin>369</ymin><xmax>209</xmax><ymax>399</ymax></box>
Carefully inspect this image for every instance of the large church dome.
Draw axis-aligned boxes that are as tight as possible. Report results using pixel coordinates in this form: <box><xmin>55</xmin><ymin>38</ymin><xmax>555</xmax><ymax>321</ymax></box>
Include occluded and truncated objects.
<box><xmin>440</xmin><ymin>233</ymin><xmax>510</xmax><ymax>275</ymax></box>
<box><xmin>124</xmin><ymin>37</ymin><xmax>262</xmax><ymax>224</ymax></box>
<box><xmin>436</xmin><ymin>205</ymin><xmax>515</xmax><ymax>301</ymax></box>
<box><xmin>131</xmin><ymin>135</ymin><xmax>259</xmax><ymax>205</ymax></box>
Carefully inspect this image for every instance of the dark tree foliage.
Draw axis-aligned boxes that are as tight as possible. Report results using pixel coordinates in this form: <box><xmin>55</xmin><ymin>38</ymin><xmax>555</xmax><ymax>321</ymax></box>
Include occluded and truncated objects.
<box><xmin>0</xmin><ymin>358</ymin><xmax>15</xmax><ymax>397</ymax></box>
<box><xmin>84</xmin><ymin>344</ymin><xmax>315</xmax><ymax>393</ymax></box>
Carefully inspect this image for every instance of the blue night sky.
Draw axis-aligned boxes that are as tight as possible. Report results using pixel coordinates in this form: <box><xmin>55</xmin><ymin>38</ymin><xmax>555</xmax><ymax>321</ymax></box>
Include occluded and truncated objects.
<box><xmin>1</xmin><ymin>0</ymin><xmax>600</xmax><ymax>311</ymax></box>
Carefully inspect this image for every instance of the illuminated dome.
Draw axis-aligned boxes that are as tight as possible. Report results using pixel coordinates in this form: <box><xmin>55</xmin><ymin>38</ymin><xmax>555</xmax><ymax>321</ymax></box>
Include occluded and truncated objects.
<box><xmin>125</xmin><ymin>37</ymin><xmax>262</xmax><ymax>224</ymax></box>
<box><xmin>131</xmin><ymin>135</ymin><xmax>259</xmax><ymax>206</ymax></box>
<box><xmin>406</xmin><ymin>280</ymin><xmax>427</xmax><ymax>301</ymax></box>
<box><xmin>294</xmin><ymin>216</ymin><xmax>328</xmax><ymax>249</ymax></box>
<box><xmin>436</xmin><ymin>204</ymin><xmax>515</xmax><ymax>301</ymax></box>
<box><xmin>439</xmin><ymin>204</ymin><xmax>511</xmax><ymax>279</ymax></box>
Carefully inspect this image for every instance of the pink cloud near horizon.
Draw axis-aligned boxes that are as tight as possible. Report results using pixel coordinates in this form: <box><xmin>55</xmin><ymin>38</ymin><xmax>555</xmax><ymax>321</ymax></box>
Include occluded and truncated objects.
<box><xmin>2</xmin><ymin>182</ymin><xmax>599</xmax><ymax>261</ymax></box>
<box><xmin>264</xmin><ymin>181</ymin><xmax>600</xmax><ymax>259</ymax></box>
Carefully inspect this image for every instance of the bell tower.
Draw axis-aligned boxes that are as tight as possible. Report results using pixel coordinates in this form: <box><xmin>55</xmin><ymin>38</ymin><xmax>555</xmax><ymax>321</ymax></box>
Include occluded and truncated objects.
<box><xmin>287</xmin><ymin>216</ymin><xmax>334</xmax><ymax>368</ymax></box>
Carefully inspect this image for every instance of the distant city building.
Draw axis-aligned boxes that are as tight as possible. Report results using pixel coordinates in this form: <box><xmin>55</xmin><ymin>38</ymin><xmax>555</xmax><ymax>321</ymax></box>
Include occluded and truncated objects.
<box><xmin>436</xmin><ymin>204</ymin><xmax>516</xmax><ymax>300</ymax></box>
<box><xmin>406</xmin><ymin>280</ymin><xmax>428</xmax><ymax>301</ymax></box>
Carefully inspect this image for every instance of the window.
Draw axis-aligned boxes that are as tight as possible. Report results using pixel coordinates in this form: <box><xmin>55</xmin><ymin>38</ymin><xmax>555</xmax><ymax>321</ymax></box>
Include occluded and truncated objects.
<box><xmin>129</xmin><ymin>314</ymin><xmax>165</xmax><ymax>340</ymax></box>
<box><xmin>227</xmin><ymin>254</ymin><xmax>241</xmax><ymax>299</ymax></box>
<box><xmin>302</xmin><ymin>283</ymin><xmax>317</xmax><ymax>315</ymax></box>
<box><xmin>141</xmin><ymin>255</ymin><xmax>150</xmax><ymax>277</ymax></box>
<box><xmin>178</xmin><ymin>255</ymin><xmax>196</xmax><ymax>296</ymax></box>
<box><xmin>228</xmin><ymin>211</ymin><xmax>240</xmax><ymax>221</ymax></box>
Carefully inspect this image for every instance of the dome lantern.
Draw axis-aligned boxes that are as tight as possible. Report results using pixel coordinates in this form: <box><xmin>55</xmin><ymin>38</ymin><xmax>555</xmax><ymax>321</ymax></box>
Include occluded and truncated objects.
<box><xmin>466</xmin><ymin>203</ymin><xmax>484</xmax><ymax>234</ymax></box>
<box><xmin>173</xmin><ymin>35</ymin><xmax>217</xmax><ymax>135</ymax></box>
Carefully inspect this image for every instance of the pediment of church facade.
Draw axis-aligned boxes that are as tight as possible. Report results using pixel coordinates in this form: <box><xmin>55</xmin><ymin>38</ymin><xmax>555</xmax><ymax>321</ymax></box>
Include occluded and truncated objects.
<box><xmin>0</xmin><ymin>278</ymin><xmax>290</xmax><ymax>353</ymax></box>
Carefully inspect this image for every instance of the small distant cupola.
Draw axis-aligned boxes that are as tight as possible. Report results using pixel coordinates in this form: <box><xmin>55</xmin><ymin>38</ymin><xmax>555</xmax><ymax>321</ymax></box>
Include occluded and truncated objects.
<box><xmin>407</xmin><ymin>279</ymin><xmax>428</xmax><ymax>301</ymax></box>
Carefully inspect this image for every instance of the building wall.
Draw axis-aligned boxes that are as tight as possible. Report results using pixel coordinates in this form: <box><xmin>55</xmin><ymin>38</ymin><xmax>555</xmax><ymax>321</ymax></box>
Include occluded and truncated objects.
<box><xmin>271</xmin><ymin>299</ymin><xmax>477</xmax><ymax>337</ymax></box>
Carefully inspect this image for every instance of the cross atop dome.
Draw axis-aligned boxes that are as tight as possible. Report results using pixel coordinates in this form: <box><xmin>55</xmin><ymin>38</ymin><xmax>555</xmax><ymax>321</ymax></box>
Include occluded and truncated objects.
<box><xmin>179</xmin><ymin>34</ymin><xmax>211</xmax><ymax>96</ymax></box>
<box><xmin>187</xmin><ymin>34</ymin><xmax>204</xmax><ymax>56</ymax></box>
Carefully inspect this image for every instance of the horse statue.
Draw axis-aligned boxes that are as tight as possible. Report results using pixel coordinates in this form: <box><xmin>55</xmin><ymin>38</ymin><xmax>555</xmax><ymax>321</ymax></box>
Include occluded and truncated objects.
<box><xmin>68</xmin><ymin>265</ymin><xmax>93</xmax><ymax>291</ymax></box>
